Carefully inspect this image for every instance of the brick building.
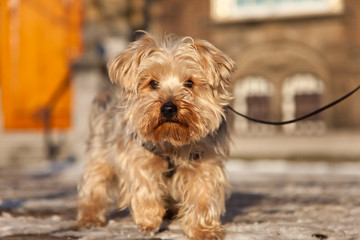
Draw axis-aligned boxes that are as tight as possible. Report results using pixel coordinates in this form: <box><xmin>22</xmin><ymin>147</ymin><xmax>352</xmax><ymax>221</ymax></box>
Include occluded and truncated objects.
<box><xmin>148</xmin><ymin>0</ymin><xmax>360</xmax><ymax>136</ymax></box>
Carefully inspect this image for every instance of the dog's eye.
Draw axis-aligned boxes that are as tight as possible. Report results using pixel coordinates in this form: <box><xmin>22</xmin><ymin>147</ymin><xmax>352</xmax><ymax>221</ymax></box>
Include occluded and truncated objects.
<box><xmin>149</xmin><ymin>80</ymin><xmax>159</xmax><ymax>90</ymax></box>
<box><xmin>184</xmin><ymin>80</ymin><xmax>194</xmax><ymax>89</ymax></box>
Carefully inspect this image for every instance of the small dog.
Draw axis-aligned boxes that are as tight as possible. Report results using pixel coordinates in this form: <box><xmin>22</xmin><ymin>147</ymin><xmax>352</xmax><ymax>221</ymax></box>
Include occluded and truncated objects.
<box><xmin>77</xmin><ymin>32</ymin><xmax>236</xmax><ymax>240</ymax></box>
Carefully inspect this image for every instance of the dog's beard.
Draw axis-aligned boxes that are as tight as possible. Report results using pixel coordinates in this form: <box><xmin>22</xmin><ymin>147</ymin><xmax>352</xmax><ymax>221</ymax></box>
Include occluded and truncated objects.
<box><xmin>130</xmin><ymin>99</ymin><xmax>205</xmax><ymax>147</ymax></box>
<box><xmin>151</xmin><ymin>122</ymin><xmax>196</xmax><ymax>146</ymax></box>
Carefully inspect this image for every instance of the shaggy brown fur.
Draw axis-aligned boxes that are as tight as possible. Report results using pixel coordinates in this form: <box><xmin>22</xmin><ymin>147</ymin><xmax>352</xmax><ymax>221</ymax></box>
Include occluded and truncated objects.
<box><xmin>77</xmin><ymin>32</ymin><xmax>236</xmax><ymax>240</ymax></box>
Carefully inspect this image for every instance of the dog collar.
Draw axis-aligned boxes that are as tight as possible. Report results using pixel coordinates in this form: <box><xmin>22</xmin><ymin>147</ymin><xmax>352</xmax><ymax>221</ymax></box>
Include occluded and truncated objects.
<box><xmin>141</xmin><ymin>142</ymin><xmax>203</xmax><ymax>178</ymax></box>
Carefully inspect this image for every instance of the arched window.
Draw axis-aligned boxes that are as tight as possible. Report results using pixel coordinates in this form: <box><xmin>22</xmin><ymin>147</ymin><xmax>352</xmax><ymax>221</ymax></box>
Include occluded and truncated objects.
<box><xmin>282</xmin><ymin>74</ymin><xmax>326</xmax><ymax>135</ymax></box>
<box><xmin>233</xmin><ymin>76</ymin><xmax>275</xmax><ymax>136</ymax></box>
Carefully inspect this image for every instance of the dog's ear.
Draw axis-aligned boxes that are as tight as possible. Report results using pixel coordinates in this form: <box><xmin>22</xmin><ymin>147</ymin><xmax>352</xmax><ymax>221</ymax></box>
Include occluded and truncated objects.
<box><xmin>107</xmin><ymin>32</ymin><xmax>157</xmax><ymax>91</ymax></box>
<box><xmin>193</xmin><ymin>40</ymin><xmax>236</xmax><ymax>102</ymax></box>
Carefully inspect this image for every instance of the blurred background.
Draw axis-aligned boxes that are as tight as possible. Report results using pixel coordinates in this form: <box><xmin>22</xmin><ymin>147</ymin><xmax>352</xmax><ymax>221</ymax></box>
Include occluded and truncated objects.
<box><xmin>0</xmin><ymin>0</ymin><xmax>359</xmax><ymax>169</ymax></box>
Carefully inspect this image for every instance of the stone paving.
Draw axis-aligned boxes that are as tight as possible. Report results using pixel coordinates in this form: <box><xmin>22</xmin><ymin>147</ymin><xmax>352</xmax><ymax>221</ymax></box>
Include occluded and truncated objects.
<box><xmin>0</xmin><ymin>159</ymin><xmax>359</xmax><ymax>240</ymax></box>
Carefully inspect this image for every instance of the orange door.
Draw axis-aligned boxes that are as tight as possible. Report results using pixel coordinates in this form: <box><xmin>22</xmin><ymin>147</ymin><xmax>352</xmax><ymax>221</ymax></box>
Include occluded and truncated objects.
<box><xmin>0</xmin><ymin>0</ymin><xmax>82</xmax><ymax>130</ymax></box>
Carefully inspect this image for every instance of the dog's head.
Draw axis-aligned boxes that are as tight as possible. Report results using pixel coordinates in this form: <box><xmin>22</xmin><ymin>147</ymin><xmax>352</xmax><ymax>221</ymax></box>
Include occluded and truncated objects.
<box><xmin>108</xmin><ymin>32</ymin><xmax>236</xmax><ymax>147</ymax></box>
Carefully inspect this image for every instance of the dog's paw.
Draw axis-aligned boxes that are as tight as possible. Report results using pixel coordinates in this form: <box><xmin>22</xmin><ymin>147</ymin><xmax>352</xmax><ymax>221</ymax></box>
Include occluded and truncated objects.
<box><xmin>185</xmin><ymin>224</ymin><xmax>224</xmax><ymax>240</ymax></box>
<box><xmin>76</xmin><ymin>215</ymin><xmax>106</xmax><ymax>229</ymax></box>
<box><xmin>135</xmin><ymin>214</ymin><xmax>163</xmax><ymax>234</ymax></box>
<box><xmin>132</xmin><ymin>200</ymin><xmax>165</xmax><ymax>234</ymax></box>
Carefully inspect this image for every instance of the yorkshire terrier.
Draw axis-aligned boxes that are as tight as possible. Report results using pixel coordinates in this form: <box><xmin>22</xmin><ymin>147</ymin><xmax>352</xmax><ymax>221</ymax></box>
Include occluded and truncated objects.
<box><xmin>77</xmin><ymin>32</ymin><xmax>236</xmax><ymax>240</ymax></box>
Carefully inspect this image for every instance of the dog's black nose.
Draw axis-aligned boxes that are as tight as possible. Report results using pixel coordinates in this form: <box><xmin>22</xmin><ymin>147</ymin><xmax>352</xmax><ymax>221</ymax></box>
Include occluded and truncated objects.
<box><xmin>161</xmin><ymin>102</ymin><xmax>177</xmax><ymax>119</ymax></box>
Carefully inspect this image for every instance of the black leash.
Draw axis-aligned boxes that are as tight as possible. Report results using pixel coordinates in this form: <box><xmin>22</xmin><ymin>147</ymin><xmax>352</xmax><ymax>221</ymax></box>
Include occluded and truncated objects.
<box><xmin>227</xmin><ymin>85</ymin><xmax>360</xmax><ymax>125</ymax></box>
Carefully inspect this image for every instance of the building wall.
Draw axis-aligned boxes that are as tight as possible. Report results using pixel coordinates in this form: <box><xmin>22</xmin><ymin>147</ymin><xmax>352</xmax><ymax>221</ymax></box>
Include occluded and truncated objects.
<box><xmin>149</xmin><ymin>0</ymin><xmax>210</xmax><ymax>39</ymax></box>
<box><xmin>149</xmin><ymin>0</ymin><xmax>360</xmax><ymax>132</ymax></box>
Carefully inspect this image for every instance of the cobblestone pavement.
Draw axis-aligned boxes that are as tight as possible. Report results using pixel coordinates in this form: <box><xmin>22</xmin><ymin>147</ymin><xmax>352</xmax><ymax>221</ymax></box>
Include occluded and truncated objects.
<box><xmin>0</xmin><ymin>159</ymin><xmax>359</xmax><ymax>240</ymax></box>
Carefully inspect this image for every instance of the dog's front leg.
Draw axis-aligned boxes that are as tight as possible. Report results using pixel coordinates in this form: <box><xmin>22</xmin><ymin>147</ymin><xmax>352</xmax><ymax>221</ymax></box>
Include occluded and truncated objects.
<box><xmin>172</xmin><ymin>160</ymin><xmax>229</xmax><ymax>240</ymax></box>
<box><xmin>128</xmin><ymin>155</ymin><xmax>168</xmax><ymax>234</ymax></box>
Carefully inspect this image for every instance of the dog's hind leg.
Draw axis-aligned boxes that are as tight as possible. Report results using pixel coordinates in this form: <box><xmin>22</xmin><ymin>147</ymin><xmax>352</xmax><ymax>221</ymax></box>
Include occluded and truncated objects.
<box><xmin>76</xmin><ymin>159</ymin><xmax>118</xmax><ymax>228</ymax></box>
